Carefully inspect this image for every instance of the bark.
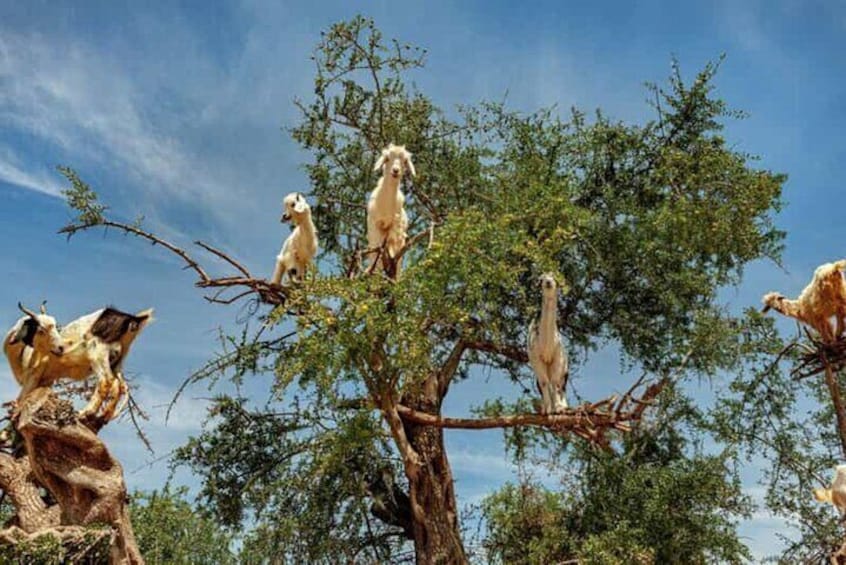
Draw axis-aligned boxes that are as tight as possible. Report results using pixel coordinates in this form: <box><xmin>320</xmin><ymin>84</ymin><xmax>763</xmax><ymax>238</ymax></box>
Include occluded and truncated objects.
<box><xmin>0</xmin><ymin>452</ymin><xmax>60</xmax><ymax>532</ymax></box>
<box><xmin>13</xmin><ymin>387</ymin><xmax>144</xmax><ymax>564</ymax></box>
<box><xmin>823</xmin><ymin>362</ymin><xmax>846</xmax><ymax>459</ymax></box>
<box><xmin>400</xmin><ymin>376</ymin><xmax>467</xmax><ymax>565</ymax></box>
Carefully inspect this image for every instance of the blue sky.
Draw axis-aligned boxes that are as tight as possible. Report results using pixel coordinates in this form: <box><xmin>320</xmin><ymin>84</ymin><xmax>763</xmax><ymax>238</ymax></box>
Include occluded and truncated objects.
<box><xmin>2</xmin><ymin>0</ymin><xmax>845</xmax><ymax>559</ymax></box>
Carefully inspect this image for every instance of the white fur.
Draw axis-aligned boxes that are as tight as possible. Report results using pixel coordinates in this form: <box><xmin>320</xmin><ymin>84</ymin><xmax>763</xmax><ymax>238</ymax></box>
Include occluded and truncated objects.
<box><xmin>527</xmin><ymin>274</ymin><xmax>569</xmax><ymax>414</ymax></box>
<box><xmin>44</xmin><ymin>307</ymin><xmax>153</xmax><ymax>420</ymax></box>
<box><xmin>272</xmin><ymin>192</ymin><xmax>318</xmax><ymax>285</ymax></box>
<box><xmin>814</xmin><ymin>464</ymin><xmax>846</xmax><ymax>513</ymax></box>
<box><xmin>762</xmin><ymin>260</ymin><xmax>846</xmax><ymax>343</ymax></box>
<box><xmin>367</xmin><ymin>143</ymin><xmax>413</xmax><ymax>275</ymax></box>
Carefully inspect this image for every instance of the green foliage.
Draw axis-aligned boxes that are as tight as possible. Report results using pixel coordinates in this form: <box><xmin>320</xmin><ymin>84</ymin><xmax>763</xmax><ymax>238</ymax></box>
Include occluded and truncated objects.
<box><xmin>711</xmin><ymin>311</ymin><xmax>846</xmax><ymax>562</ymax></box>
<box><xmin>173</xmin><ymin>396</ymin><xmax>404</xmax><ymax>563</ymax></box>
<box><xmin>62</xmin><ymin>15</ymin><xmax>787</xmax><ymax>563</ymax></box>
<box><xmin>58</xmin><ymin>165</ymin><xmax>107</xmax><ymax>228</ymax></box>
<box><xmin>175</xmin><ymin>15</ymin><xmax>784</xmax><ymax>561</ymax></box>
<box><xmin>483</xmin><ymin>412</ymin><xmax>753</xmax><ymax>565</ymax></box>
<box><xmin>0</xmin><ymin>528</ymin><xmax>111</xmax><ymax>565</ymax></box>
<box><xmin>129</xmin><ymin>486</ymin><xmax>236</xmax><ymax>565</ymax></box>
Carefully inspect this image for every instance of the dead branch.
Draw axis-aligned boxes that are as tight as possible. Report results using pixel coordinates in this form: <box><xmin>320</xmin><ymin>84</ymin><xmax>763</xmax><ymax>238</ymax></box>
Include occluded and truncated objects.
<box><xmin>59</xmin><ymin>219</ymin><xmax>289</xmax><ymax>306</ymax></box>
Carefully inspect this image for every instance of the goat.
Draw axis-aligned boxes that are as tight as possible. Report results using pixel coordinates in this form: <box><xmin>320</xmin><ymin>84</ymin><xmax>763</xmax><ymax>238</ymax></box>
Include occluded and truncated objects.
<box><xmin>271</xmin><ymin>192</ymin><xmax>318</xmax><ymax>285</ymax></box>
<box><xmin>3</xmin><ymin>302</ymin><xmax>65</xmax><ymax>397</ymax></box>
<box><xmin>762</xmin><ymin>259</ymin><xmax>846</xmax><ymax>343</ymax></box>
<box><xmin>814</xmin><ymin>464</ymin><xmax>846</xmax><ymax>513</ymax></box>
<box><xmin>367</xmin><ymin>143</ymin><xmax>413</xmax><ymax>276</ymax></box>
<box><xmin>527</xmin><ymin>274</ymin><xmax>569</xmax><ymax>414</ymax></box>
<box><xmin>42</xmin><ymin>306</ymin><xmax>154</xmax><ymax>421</ymax></box>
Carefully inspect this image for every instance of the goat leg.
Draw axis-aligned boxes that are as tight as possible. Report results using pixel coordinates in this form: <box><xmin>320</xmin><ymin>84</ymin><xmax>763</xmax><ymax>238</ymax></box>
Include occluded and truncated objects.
<box><xmin>102</xmin><ymin>373</ymin><xmax>128</xmax><ymax>421</ymax></box>
<box><xmin>79</xmin><ymin>375</ymin><xmax>109</xmax><ymax>419</ymax></box>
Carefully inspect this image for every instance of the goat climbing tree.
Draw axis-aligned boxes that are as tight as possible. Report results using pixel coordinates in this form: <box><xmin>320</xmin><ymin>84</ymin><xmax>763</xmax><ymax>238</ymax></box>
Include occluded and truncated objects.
<box><xmin>58</xmin><ymin>17</ymin><xmax>785</xmax><ymax>563</ymax></box>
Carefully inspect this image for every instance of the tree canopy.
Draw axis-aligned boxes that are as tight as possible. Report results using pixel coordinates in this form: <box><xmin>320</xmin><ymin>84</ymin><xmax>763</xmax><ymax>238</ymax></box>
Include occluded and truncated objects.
<box><xmin>55</xmin><ymin>15</ymin><xmax>790</xmax><ymax>564</ymax></box>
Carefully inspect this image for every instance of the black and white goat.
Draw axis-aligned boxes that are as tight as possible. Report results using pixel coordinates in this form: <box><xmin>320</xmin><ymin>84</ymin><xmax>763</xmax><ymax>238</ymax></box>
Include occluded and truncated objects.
<box><xmin>43</xmin><ymin>306</ymin><xmax>153</xmax><ymax>421</ymax></box>
<box><xmin>367</xmin><ymin>143</ymin><xmax>413</xmax><ymax>275</ymax></box>
<box><xmin>3</xmin><ymin>302</ymin><xmax>65</xmax><ymax>397</ymax></box>
<box><xmin>271</xmin><ymin>192</ymin><xmax>318</xmax><ymax>285</ymax></box>
<box><xmin>527</xmin><ymin>274</ymin><xmax>569</xmax><ymax>414</ymax></box>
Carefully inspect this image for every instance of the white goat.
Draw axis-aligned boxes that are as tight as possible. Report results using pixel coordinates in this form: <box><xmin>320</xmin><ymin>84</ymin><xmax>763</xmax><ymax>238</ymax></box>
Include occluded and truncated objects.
<box><xmin>271</xmin><ymin>192</ymin><xmax>318</xmax><ymax>285</ymax></box>
<box><xmin>762</xmin><ymin>259</ymin><xmax>846</xmax><ymax>343</ymax></box>
<box><xmin>42</xmin><ymin>306</ymin><xmax>153</xmax><ymax>421</ymax></box>
<box><xmin>814</xmin><ymin>464</ymin><xmax>846</xmax><ymax>513</ymax></box>
<box><xmin>527</xmin><ymin>274</ymin><xmax>569</xmax><ymax>414</ymax></box>
<box><xmin>3</xmin><ymin>302</ymin><xmax>65</xmax><ymax>398</ymax></box>
<box><xmin>367</xmin><ymin>143</ymin><xmax>413</xmax><ymax>275</ymax></box>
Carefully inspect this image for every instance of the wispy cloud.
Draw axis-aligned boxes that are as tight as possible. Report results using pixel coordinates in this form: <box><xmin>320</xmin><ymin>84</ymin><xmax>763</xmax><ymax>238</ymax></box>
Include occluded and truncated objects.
<box><xmin>0</xmin><ymin>31</ymin><xmax>249</xmax><ymax>216</ymax></box>
<box><xmin>0</xmin><ymin>147</ymin><xmax>63</xmax><ymax>196</ymax></box>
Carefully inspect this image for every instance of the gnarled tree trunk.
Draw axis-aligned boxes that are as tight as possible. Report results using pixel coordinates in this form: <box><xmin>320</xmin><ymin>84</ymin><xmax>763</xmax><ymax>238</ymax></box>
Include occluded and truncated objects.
<box><xmin>401</xmin><ymin>379</ymin><xmax>467</xmax><ymax>565</ymax></box>
<box><xmin>5</xmin><ymin>387</ymin><xmax>144</xmax><ymax>564</ymax></box>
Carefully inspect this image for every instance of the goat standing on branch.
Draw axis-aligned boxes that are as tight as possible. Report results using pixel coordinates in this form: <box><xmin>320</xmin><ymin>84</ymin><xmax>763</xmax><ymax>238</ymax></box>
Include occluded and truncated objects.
<box><xmin>3</xmin><ymin>302</ymin><xmax>65</xmax><ymax>398</ymax></box>
<box><xmin>528</xmin><ymin>274</ymin><xmax>569</xmax><ymax>414</ymax></box>
<box><xmin>762</xmin><ymin>259</ymin><xmax>846</xmax><ymax>343</ymax></box>
<box><xmin>367</xmin><ymin>143</ymin><xmax>413</xmax><ymax>277</ymax></box>
<box><xmin>271</xmin><ymin>192</ymin><xmax>318</xmax><ymax>285</ymax></box>
<box><xmin>43</xmin><ymin>306</ymin><xmax>153</xmax><ymax>422</ymax></box>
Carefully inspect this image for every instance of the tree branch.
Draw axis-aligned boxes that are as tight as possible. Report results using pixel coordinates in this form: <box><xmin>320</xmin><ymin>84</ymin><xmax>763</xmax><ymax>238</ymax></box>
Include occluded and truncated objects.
<box><xmin>60</xmin><ymin>219</ymin><xmax>289</xmax><ymax>306</ymax></box>
<box><xmin>465</xmin><ymin>340</ymin><xmax>528</xmax><ymax>364</ymax></box>
<box><xmin>397</xmin><ymin>379</ymin><xmax>664</xmax><ymax>438</ymax></box>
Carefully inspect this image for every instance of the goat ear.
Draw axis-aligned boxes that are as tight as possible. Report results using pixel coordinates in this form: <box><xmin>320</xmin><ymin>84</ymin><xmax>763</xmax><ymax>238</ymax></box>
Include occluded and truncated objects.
<box><xmin>406</xmin><ymin>155</ymin><xmax>416</xmax><ymax>177</ymax></box>
<box><xmin>294</xmin><ymin>199</ymin><xmax>308</xmax><ymax>214</ymax></box>
<box><xmin>373</xmin><ymin>153</ymin><xmax>387</xmax><ymax>172</ymax></box>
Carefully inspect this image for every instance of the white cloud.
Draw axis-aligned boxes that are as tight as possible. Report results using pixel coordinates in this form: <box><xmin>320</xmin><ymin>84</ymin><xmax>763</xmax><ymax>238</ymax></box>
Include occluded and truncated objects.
<box><xmin>0</xmin><ymin>147</ymin><xmax>63</xmax><ymax>196</ymax></box>
<box><xmin>0</xmin><ymin>32</ymin><xmax>248</xmax><ymax>215</ymax></box>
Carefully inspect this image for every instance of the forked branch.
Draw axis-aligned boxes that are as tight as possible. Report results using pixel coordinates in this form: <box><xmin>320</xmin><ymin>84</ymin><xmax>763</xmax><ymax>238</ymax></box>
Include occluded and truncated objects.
<box><xmin>396</xmin><ymin>378</ymin><xmax>664</xmax><ymax>437</ymax></box>
<box><xmin>59</xmin><ymin>219</ymin><xmax>289</xmax><ymax>306</ymax></box>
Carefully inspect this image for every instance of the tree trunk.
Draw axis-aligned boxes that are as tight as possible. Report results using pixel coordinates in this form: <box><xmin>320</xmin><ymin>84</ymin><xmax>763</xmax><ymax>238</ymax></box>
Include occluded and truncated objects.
<box><xmin>15</xmin><ymin>387</ymin><xmax>144</xmax><ymax>564</ymax></box>
<box><xmin>401</xmin><ymin>381</ymin><xmax>467</xmax><ymax>565</ymax></box>
<box><xmin>823</xmin><ymin>363</ymin><xmax>846</xmax><ymax>459</ymax></box>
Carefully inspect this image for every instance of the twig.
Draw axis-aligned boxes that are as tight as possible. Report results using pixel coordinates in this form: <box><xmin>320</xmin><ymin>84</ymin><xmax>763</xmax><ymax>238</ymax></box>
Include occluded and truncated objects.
<box><xmin>194</xmin><ymin>241</ymin><xmax>252</xmax><ymax>278</ymax></box>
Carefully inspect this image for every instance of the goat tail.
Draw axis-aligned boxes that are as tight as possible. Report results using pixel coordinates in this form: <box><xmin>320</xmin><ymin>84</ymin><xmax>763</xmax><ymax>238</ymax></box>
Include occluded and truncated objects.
<box><xmin>134</xmin><ymin>308</ymin><xmax>155</xmax><ymax>328</ymax></box>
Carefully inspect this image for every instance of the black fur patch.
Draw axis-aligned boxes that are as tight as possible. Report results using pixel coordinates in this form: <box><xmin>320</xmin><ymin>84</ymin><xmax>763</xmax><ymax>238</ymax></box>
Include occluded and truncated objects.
<box><xmin>89</xmin><ymin>307</ymin><xmax>148</xmax><ymax>343</ymax></box>
<box><xmin>14</xmin><ymin>318</ymin><xmax>38</xmax><ymax>347</ymax></box>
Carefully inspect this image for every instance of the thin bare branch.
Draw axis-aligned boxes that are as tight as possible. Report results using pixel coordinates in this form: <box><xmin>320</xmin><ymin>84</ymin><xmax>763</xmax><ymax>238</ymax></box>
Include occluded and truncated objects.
<box><xmin>194</xmin><ymin>241</ymin><xmax>252</xmax><ymax>277</ymax></box>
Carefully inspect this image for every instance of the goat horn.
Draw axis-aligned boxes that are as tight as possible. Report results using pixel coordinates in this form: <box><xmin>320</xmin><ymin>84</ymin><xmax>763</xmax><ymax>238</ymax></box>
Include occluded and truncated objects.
<box><xmin>40</xmin><ymin>301</ymin><xmax>47</xmax><ymax>315</ymax></box>
<box><xmin>761</xmin><ymin>304</ymin><xmax>772</xmax><ymax>313</ymax></box>
<box><xmin>18</xmin><ymin>302</ymin><xmax>37</xmax><ymax>319</ymax></box>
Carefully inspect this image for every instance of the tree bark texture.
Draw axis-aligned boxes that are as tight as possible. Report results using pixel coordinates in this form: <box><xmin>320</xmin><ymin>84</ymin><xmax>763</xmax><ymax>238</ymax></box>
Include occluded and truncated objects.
<box><xmin>401</xmin><ymin>377</ymin><xmax>468</xmax><ymax>565</ymax></box>
<box><xmin>5</xmin><ymin>387</ymin><xmax>144</xmax><ymax>564</ymax></box>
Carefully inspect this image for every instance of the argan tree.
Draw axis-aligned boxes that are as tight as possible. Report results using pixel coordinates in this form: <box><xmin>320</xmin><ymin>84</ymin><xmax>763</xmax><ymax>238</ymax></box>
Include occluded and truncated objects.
<box><xmin>59</xmin><ymin>17</ymin><xmax>784</xmax><ymax>563</ymax></box>
<box><xmin>714</xmin><ymin>308</ymin><xmax>846</xmax><ymax>561</ymax></box>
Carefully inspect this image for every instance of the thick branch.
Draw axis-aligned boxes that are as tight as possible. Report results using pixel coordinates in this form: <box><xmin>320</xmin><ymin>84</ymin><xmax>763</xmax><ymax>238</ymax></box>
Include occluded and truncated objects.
<box><xmin>396</xmin><ymin>380</ymin><xmax>664</xmax><ymax>438</ymax></box>
<box><xmin>437</xmin><ymin>340</ymin><xmax>468</xmax><ymax>398</ymax></box>
<box><xmin>465</xmin><ymin>340</ymin><xmax>529</xmax><ymax>364</ymax></box>
<box><xmin>0</xmin><ymin>453</ymin><xmax>59</xmax><ymax>532</ymax></box>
